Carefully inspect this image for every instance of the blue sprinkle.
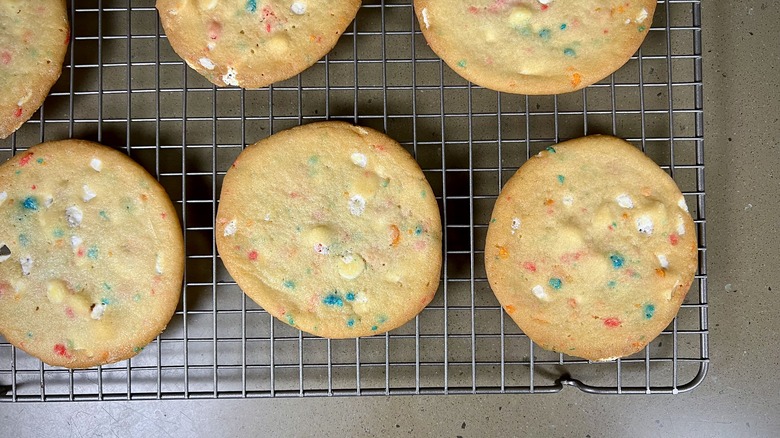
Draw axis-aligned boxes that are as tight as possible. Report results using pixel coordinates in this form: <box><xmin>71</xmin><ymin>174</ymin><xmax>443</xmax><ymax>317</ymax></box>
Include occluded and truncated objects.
<box><xmin>564</xmin><ymin>48</ymin><xmax>577</xmax><ymax>57</ymax></box>
<box><xmin>87</xmin><ymin>246</ymin><xmax>99</xmax><ymax>260</ymax></box>
<box><xmin>322</xmin><ymin>294</ymin><xmax>344</xmax><ymax>307</ymax></box>
<box><xmin>377</xmin><ymin>315</ymin><xmax>388</xmax><ymax>324</ymax></box>
<box><xmin>286</xmin><ymin>315</ymin><xmax>295</xmax><ymax>326</ymax></box>
<box><xmin>102</xmin><ymin>283</ymin><xmax>112</xmax><ymax>292</ymax></box>
<box><xmin>345</xmin><ymin>292</ymin><xmax>356</xmax><ymax>301</ymax></box>
<box><xmin>22</xmin><ymin>196</ymin><xmax>38</xmax><ymax>210</ymax></box>
<box><xmin>560</xmin><ymin>23</ymin><xmax>568</xmax><ymax>30</ymax></box>
<box><xmin>53</xmin><ymin>228</ymin><xmax>64</xmax><ymax>238</ymax></box>
<box><xmin>99</xmin><ymin>210</ymin><xmax>109</xmax><ymax>220</ymax></box>
<box><xmin>346</xmin><ymin>318</ymin><xmax>355</xmax><ymax>327</ymax></box>
<box><xmin>644</xmin><ymin>304</ymin><xmax>656</xmax><ymax>319</ymax></box>
<box><xmin>283</xmin><ymin>280</ymin><xmax>296</xmax><ymax>289</ymax></box>
<box><xmin>19</xmin><ymin>234</ymin><xmax>30</xmax><ymax>247</ymax></box>
<box><xmin>371</xmin><ymin>325</ymin><xmax>378</xmax><ymax>331</ymax></box>
<box><xmin>548</xmin><ymin>278</ymin><xmax>562</xmax><ymax>289</ymax></box>
<box><xmin>610</xmin><ymin>254</ymin><xmax>625</xmax><ymax>269</ymax></box>
<box><xmin>539</xmin><ymin>29</ymin><xmax>551</xmax><ymax>40</ymax></box>
<box><xmin>245</xmin><ymin>0</ymin><xmax>257</xmax><ymax>12</ymax></box>
<box><xmin>414</xmin><ymin>226</ymin><xmax>423</xmax><ymax>236</ymax></box>
<box><xmin>546</xmin><ymin>146</ymin><xmax>556</xmax><ymax>153</ymax></box>
<box><xmin>101</xmin><ymin>297</ymin><xmax>111</xmax><ymax>305</ymax></box>
<box><xmin>607</xmin><ymin>280</ymin><xmax>617</xmax><ymax>289</ymax></box>
<box><xmin>557</xmin><ymin>175</ymin><xmax>565</xmax><ymax>184</ymax></box>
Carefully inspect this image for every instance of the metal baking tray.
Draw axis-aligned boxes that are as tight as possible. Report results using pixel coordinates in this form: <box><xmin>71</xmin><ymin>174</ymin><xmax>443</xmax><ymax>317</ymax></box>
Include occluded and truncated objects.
<box><xmin>0</xmin><ymin>0</ymin><xmax>707</xmax><ymax>401</ymax></box>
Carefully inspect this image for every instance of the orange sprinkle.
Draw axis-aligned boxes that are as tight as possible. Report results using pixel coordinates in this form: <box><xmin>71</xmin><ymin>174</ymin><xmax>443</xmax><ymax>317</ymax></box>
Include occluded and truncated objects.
<box><xmin>504</xmin><ymin>305</ymin><xmax>517</xmax><ymax>315</ymax></box>
<box><xmin>571</xmin><ymin>72</ymin><xmax>582</xmax><ymax>88</ymax></box>
<box><xmin>622</xmin><ymin>212</ymin><xmax>629</xmax><ymax>220</ymax></box>
<box><xmin>544</xmin><ymin>199</ymin><xmax>555</xmax><ymax>206</ymax></box>
<box><xmin>567</xmin><ymin>298</ymin><xmax>577</xmax><ymax>308</ymax></box>
<box><xmin>496</xmin><ymin>245</ymin><xmax>510</xmax><ymax>259</ymax></box>
<box><xmin>389</xmin><ymin>225</ymin><xmax>401</xmax><ymax>246</ymax></box>
<box><xmin>655</xmin><ymin>268</ymin><xmax>666</xmax><ymax>278</ymax></box>
<box><xmin>641</xmin><ymin>187</ymin><xmax>652</xmax><ymax>196</ymax></box>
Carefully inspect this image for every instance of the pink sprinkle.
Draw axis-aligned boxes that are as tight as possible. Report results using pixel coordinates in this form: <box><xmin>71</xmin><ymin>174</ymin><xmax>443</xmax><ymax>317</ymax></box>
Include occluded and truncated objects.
<box><xmin>603</xmin><ymin>317</ymin><xmax>621</xmax><ymax>328</ymax></box>
<box><xmin>248</xmin><ymin>250</ymin><xmax>259</xmax><ymax>261</ymax></box>
<box><xmin>1</xmin><ymin>51</ymin><xmax>12</xmax><ymax>64</ymax></box>
<box><xmin>540</xmin><ymin>4</ymin><xmax>549</xmax><ymax>11</ymax></box>
<box><xmin>207</xmin><ymin>21</ymin><xmax>222</xmax><ymax>40</ymax></box>
<box><xmin>19</xmin><ymin>153</ymin><xmax>33</xmax><ymax>166</ymax></box>
<box><xmin>522</xmin><ymin>261</ymin><xmax>537</xmax><ymax>272</ymax></box>
<box><xmin>77</xmin><ymin>247</ymin><xmax>85</xmax><ymax>257</ymax></box>
<box><xmin>467</xmin><ymin>6</ymin><xmax>479</xmax><ymax>14</ymax></box>
<box><xmin>669</xmin><ymin>234</ymin><xmax>679</xmax><ymax>246</ymax></box>
<box><xmin>161</xmin><ymin>212</ymin><xmax>167</xmax><ymax>219</ymax></box>
<box><xmin>13</xmin><ymin>107</ymin><xmax>22</xmax><ymax>118</ymax></box>
<box><xmin>65</xmin><ymin>307</ymin><xmax>75</xmax><ymax>319</ymax></box>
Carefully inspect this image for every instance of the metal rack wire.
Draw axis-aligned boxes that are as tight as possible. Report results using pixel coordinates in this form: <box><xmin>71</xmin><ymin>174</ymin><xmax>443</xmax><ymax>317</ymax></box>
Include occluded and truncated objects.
<box><xmin>0</xmin><ymin>0</ymin><xmax>707</xmax><ymax>401</ymax></box>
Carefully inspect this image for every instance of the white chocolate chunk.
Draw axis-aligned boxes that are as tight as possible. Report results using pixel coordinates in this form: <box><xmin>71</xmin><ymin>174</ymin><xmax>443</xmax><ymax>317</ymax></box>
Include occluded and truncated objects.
<box><xmin>20</xmin><ymin>256</ymin><xmax>33</xmax><ymax>276</ymax></box>
<box><xmin>678</xmin><ymin>197</ymin><xmax>689</xmax><ymax>212</ymax></box>
<box><xmin>222</xmin><ymin>67</ymin><xmax>239</xmax><ymax>86</ymax></box>
<box><xmin>511</xmin><ymin>217</ymin><xmax>521</xmax><ymax>234</ymax></box>
<box><xmin>224</xmin><ymin>220</ymin><xmax>237</xmax><ymax>236</ymax></box>
<box><xmin>421</xmin><ymin>7</ymin><xmax>430</xmax><ymax>29</ymax></box>
<box><xmin>90</xmin><ymin>158</ymin><xmax>102</xmax><ymax>172</ymax></box>
<box><xmin>616</xmin><ymin>194</ymin><xmax>634</xmax><ymax>209</ymax></box>
<box><xmin>0</xmin><ymin>191</ymin><xmax>7</xmax><ymax>206</ymax></box>
<box><xmin>350</xmin><ymin>152</ymin><xmax>367</xmax><ymax>168</ymax></box>
<box><xmin>637</xmin><ymin>8</ymin><xmax>649</xmax><ymax>22</ymax></box>
<box><xmin>532</xmin><ymin>285</ymin><xmax>548</xmax><ymax>301</ymax></box>
<box><xmin>349</xmin><ymin>194</ymin><xmax>366</xmax><ymax>216</ymax></box>
<box><xmin>657</xmin><ymin>254</ymin><xmax>669</xmax><ymax>269</ymax></box>
<box><xmin>562</xmin><ymin>195</ymin><xmax>574</xmax><ymax>207</ymax></box>
<box><xmin>66</xmin><ymin>206</ymin><xmax>83</xmax><ymax>227</ymax></box>
<box><xmin>291</xmin><ymin>1</ymin><xmax>306</xmax><ymax>15</ymax></box>
<box><xmin>90</xmin><ymin>303</ymin><xmax>107</xmax><ymax>320</ymax></box>
<box><xmin>83</xmin><ymin>185</ymin><xmax>97</xmax><ymax>202</ymax></box>
<box><xmin>636</xmin><ymin>215</ymin><xmax>654</xmax><ymax>235</ymax></box>
<box><xmin>199</xmin><ymin>57</ymin><xmax>216</xmax><ymax>70</ymax></box>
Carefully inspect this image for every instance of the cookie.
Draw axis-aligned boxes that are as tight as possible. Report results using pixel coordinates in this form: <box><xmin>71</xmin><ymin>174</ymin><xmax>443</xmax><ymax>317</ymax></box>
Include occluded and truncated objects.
<box><xmin>0</xmin><ymin>0</ymin><xmax>69</xmax><ymax>138</ymax></box>
<box><xmin>414</xmin><ymin>0</ymin><xmax>656</xmax><ymax>95</ymax></box>
<box><xmin>0</xmin><ymin>140</ymin><xmax>185</xmax><ymax>368</ymax></box>
<box><xmin>157</xmin><ymin>0</ymin><xmax>361</xmax><ymax>88</ymax></box>
<box><xmin>216</xmin><ymin>122</ymin><xmax>442</xmax><ymax>338</ymax></box>
<box><xmin>485</xmin><ymin>135</ymin><xmax>697</xmax><ymax>361</ymax></box>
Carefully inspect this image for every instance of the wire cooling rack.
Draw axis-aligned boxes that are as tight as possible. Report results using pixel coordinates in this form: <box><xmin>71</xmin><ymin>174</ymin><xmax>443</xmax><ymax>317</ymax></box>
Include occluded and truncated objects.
<box><xmin>0</xmin><ymin>0</ymin><xmax>707</xmax><ymax>401</ymax></box>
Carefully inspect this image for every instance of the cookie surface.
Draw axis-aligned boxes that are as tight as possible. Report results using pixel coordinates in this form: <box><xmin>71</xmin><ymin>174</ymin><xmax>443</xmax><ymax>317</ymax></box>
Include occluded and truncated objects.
<box><xmin>157</xmin><ymin>0</ymin><xmax>361</xmax><ymax>88</ymax></box>
<box><xmin>414</xmin><ymin>0</ymin><xmax>655</xmax><ymax>95</ymax></box>
<box><xmin>485</xmin><ymin>135</ymin><xmax>697</xmax><ymax>361</ymax></box>
<box><xmin>0</xmin><ymin>0</ymin><xmax>69</xmax><ymax>138</ymax></box>
<box><xmin>0</xmin><ymin>140</ymin><xmax>184</xmax><ymax>368</ymax></box>
<box><xmin>216</xmin><ymin>122</ymin><xmax>442</xmax><ymax>338</ymax></box>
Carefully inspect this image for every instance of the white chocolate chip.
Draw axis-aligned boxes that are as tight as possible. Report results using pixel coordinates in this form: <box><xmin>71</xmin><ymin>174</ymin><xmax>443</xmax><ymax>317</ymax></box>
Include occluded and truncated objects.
<box><xmin>0</xmin><ymin>191</ymin><xmax>6</xmax><ymax>206</ymax></box>
<box><xmin>20</xmin><ymin>256</ymin><xmax>33</xmax><ymax>276</ymax></box>
<box><xmin>291</xmin><ymin>1</ymin><xmax>306</xmax><ymax>15</ymax></box>
<box><xmin>532</xmin><ymin>285</ymin><xmax>548</xmax><ymax>301</ymax></box>
<box><xmin>222</xmin><ymin>67</ymin><xmax>239</xmax><ymax>86</ymax></box>
<box><xmin>207</xmin><ymin>42</ymin><xmax>216</xmax><ymax>50</ymax></box>
<box><xmin>224</xmin><ymin>220</ymin><xmax>237</xmax><ymax>236</ymax></box>
<box><xmin>90</xmin><ymin>302</ymin><xmax>107</xmax><ymax>320</ymax></box>
<box><xmin>17</xmin><ymin>91</ymin><xmax>32</xmax><ymax>107</ymax></box>
<box><xmin>199</xmin><ymin>57</ymin><xmax>216</xmax><ymax>70</ymax></box>
<box><xmin>155</xmin><ymin>254</ymin><xmax>163</xmax><ymax>275</ymax></box>
<box><xmin>421</xmin><ymin>7</ymin><xmax>430</xmax><ymax>29</ymax></box>
<box><xmin>338</xmin><ymin>253</ymin><xmax>366</xmax><ymax>280</ymax></box>
<box><xmin>677</xmin><ymin>215</ymin><xmax>686</xmax><ymax>235</ymax></box>
<box><xmin>625</xmin><ymin>18</ymin><xmax>632</xmax><ymax>24</ymax></box>
<box><xmin>637</xmin><ymin>8</ymin><xmax>649</xmax><ymax>23</ymax></box>
<box><xmin>657</xmin><ymin>254</ymin><xmax>669</xmax><ymax>269</ymax></box>
<box><xmin>349</xmin><ymin>194</ymin><xmax>366</xmax><ymax>216</ymax></box>
<box><xmin>616</xmin><ymin>194</ymin><xmax>634</xmax><ymax>209</ymax></box>
<box><xmin>562</xmin><ymin>195</ymin><xmax>574</xmax><ymax>207</ymax></box>
<box><xmin>538</xmin><ymin>0</ymin><xmax>552</xmax><ymax>4</ymax></box>
<box><xmin>264</xmin><ymin>213</ymin><xmax>271</xmax><ymax>222</ymax></box>
<box><xmin>678</xmin><ymin>197</ymin><xmax>689</xmax><ymax>212</ymax></box>
<box><xmin>44</xmin><ymin>196</ymin><xmax>54</xmax><ymax>208</ymax></box>
<box><xmin>90</xmin><ymin>158</ymin><xmax>102</xmax><ymax>172</ymax></box>
<box><xmin>71</xmin><ymin>236</ymin><xmax>83</xmax><ymax>249</ymax></box>
<box><xmin>350</xmin><ymin>152</ymin><xmax>368</xmax><ymax>168</ymax></box>
<box><xmin>65</xmin><ymin>206</ymin><xmax>83</xmax><ymax>227</ymax></box>
<box><xmin>511</xmin><ymin>217</ymin><xmax>521</xmax><ymax>234</ymax></box>
<box><xmin>636</xmin><ymin>215</ymin><xmax>654</xmax><ymax>235</ymax></box>
<box><xmin>82</xmin><ymin>185</ymin><xmax>96</xmax><ymax>202</ymax></box>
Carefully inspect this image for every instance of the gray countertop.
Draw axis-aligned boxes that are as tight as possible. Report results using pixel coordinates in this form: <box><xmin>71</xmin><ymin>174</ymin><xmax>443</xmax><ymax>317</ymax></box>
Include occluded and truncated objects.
<box><xmin>2</xmin><ymin>1</ymin><xmax>779</xmax><ymax>436</ymax></box>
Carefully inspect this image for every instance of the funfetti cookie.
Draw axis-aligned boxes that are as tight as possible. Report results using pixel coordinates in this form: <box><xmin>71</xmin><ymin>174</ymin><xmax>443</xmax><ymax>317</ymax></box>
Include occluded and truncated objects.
<box><xmin>0</xmin><ymin>140</ymin><xmax>185</xmax><ymax>368</ymax></box>
<box><xmin>485</xmin><ymin>135</ymin><xmax>698</xmax><ymax>361</ymax></box>
<box><xmin>156</xmin><ymin>0</ymin><xmax>361</xmax><ymax>88</ymax></box>
<box><xmin>414</xmin><ymin>0</ymin><xmax>656</xmax><ymax>95</ymax></box>
<box><xmin>0</xmin><ymin>0</ymin><xmax>69</xmax><ymax>138</ymax></box>
<box><xmin>216</xmin><ymin>122</ymin><xmax>442</xmax><ymax>338</ymax></box>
